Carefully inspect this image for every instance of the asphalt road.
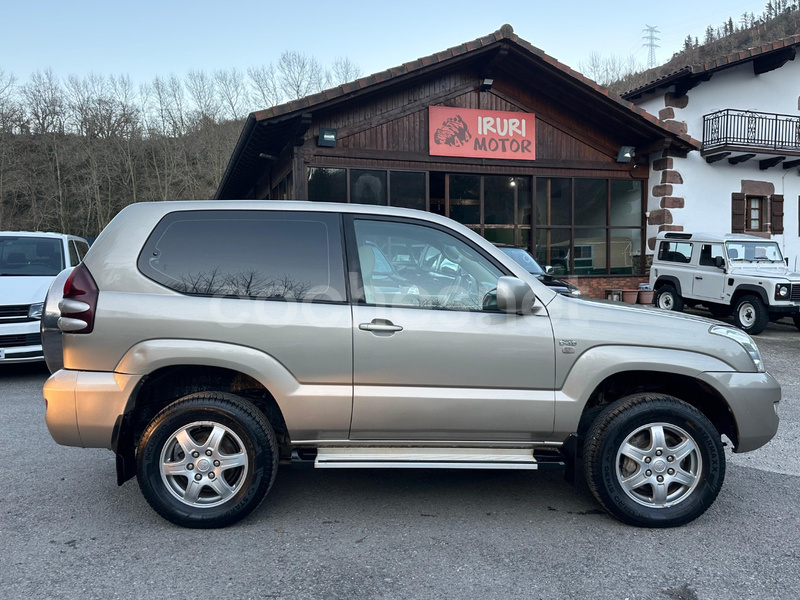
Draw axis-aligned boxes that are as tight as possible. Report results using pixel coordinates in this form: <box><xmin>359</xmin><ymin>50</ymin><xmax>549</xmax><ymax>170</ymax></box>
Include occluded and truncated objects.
<box><xmin>1</xmin><ymin>320</ymin><xmax>798</xmax><ymax>600</ymax></box>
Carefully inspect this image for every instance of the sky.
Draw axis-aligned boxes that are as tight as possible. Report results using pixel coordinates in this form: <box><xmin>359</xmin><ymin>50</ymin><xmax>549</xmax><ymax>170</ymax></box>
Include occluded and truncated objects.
<box><xmin>0</xmin><ymin>0</ymin><xmax>775</xmax><ymax>89</ymax></box>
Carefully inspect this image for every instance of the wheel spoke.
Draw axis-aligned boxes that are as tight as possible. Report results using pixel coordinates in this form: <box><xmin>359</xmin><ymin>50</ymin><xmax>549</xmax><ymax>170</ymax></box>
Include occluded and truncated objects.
<box><xmin>183</xmin><ymin>478</ymin><xmax>204</xmax><ymax>504</ymax></box>
<box><xmin>175</xmin><ymin>429</ymin><xmax>201</xmax><ymax>457</ymax></box>
<box><xmin>217</xmin><ymin>451</ymin><xmax>247</xmax><ymax>471</ymax></box>
<box><xmin>204</xmin><ymin>425</ymin><xmax>227</xmax><ymax>454</ymax></box>
<box><xmin>671</xmin><ymin>468</ymin><xmax>698</xmax><ymax>488</ymax></box>
<box><xmin>650</xmin><ymin>425</ymin><xmax>667</xmax><ymax>451</ymax></box>
<box><xmin>670</xmin><ymin>438</ymin><xmax>698</xmax><ymax>463</ymax></box>
<box><xmin>207</xmin><ymin>475</ymin><xmax>235</xmax><ymax>501</ymax></box>
<box><xmin>652</xmin><ymin>482</ymin><xmax>669</xmax><ymax>505</ymax></box>
<box><xmin>620</xmin><ymin>442</ymin><xmax>648</xmax><ymax>464</ymax></box>
<box><xmin>162</xmin><ymin>461</ymin><xmax>190</xmax><ymax>478</ymax></box>
<box><xmin>620</xmin><ymin>470</ymin><xmax>649</xmax><ymax>493</ymax></box>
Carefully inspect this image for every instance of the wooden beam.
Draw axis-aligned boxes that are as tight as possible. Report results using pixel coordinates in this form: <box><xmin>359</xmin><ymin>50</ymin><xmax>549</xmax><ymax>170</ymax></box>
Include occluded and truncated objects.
<box><xmin>292</xmin><ymin>113</ymin><xmax>312</xmax><ymax>146</ymax></box>
<box><xmin>782</xmin><ymin>158</ymin><xmax>800</xmax><ymax>169</ymax></box>
<box><xmin>754</xmin><ymin>47</ymin><xmax>796</xmax><ymax>75</ymax></box>
<box><xmin>759</xmin><ymin>156</ymin><xmax>786</xmax><ymax>170</ymax></box>
<box><xmin>728</xmin><ymin>153</ymin><xmax>756</xmax><ymax>165</ymax></box>
<box><xmin>705</xmin><ymin>152</ymin><xmax>731</xmax><ymax>164</ymax></box>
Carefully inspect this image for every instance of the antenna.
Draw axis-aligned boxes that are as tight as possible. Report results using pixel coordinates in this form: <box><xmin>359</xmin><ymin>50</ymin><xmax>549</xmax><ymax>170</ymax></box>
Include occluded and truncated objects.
<box><xmin>643</xmin><ymin>25</ymin><xmax>661</xmax><ymax>68</ymax></box>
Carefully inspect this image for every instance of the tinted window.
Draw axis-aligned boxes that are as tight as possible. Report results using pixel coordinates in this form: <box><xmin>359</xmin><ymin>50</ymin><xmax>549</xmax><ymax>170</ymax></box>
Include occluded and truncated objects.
<box><xmin>657</xmin><ymin>241</ymin><xmax>693</xmax><ymax>263</ymax></box>
<box><xmin>68</xmin><ymin>241</ymin><xmax>80</xmax><ymax>266</ymax></box>
<box><xmin>74</xmin><ymin>240</ymin><xmax>90</xmax><ymax>260</ymax></box>
<box><xmin>138</xmin><ymin>211</ymin><xmax>347</xmax><ymax>301</ymax></box>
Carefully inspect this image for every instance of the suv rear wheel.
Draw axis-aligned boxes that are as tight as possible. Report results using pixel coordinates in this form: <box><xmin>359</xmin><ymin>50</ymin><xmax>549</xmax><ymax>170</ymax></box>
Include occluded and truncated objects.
<box><xmin>733</xmin><ymin>294</ymin><xmax>769</xmax><ymax>335</ymax></box>
<box><xmin>583</xmin><ymin>393</ymin><xmax>724</xmax><ymax>527</ymax></box>
<box><xmin>137</xmin><ymin>392</ymin><xmax>278</xmax><ymax>528</ymax></box>
<box><xmin>654</xmin><ymin>284</ymin><xmax>684</xmax><ymax>312</ymax></box>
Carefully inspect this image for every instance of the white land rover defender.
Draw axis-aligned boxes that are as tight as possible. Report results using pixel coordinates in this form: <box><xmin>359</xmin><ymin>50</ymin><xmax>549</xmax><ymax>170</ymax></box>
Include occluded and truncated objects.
<box><xmin>650</xmin><ymin>232</ymin><xmax>800</xmax><ymax>335</ymax></box>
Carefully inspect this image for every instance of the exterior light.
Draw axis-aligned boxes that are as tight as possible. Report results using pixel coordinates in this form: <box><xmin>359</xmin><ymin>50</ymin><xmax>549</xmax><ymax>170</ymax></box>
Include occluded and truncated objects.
<box><xmin>317</xmin><ymin>128</ymin><xmax>337</xmax><ymax>147</ymax></box>
<box><xmin>616</xmin><ymin>146</ymin><xmax>635</xmax><ymax>163</ymax></box>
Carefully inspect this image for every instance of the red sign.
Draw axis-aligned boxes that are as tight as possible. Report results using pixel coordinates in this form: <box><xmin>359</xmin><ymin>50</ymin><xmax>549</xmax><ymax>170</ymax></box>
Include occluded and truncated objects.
<box><xmin>428</xmin><ymin>106</ymin><xmax>536</xmax><ymax>160</ymax></box>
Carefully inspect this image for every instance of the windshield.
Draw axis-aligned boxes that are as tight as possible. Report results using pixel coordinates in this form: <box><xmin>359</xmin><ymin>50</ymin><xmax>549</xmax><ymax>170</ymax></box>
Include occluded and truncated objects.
<box><xmin>0</xmin><ymin>236</ymin><xmax>64</xmax><ymax>276</ymax></box>
<box><xmin>725</xmin><ymin>240</ymin><xmax>784</xmax><ymax>263</ymax></box>
<box><xmin>498</xmin><ymin>247</ymin><xmax>545</xmax><ymax>275</ymax></box>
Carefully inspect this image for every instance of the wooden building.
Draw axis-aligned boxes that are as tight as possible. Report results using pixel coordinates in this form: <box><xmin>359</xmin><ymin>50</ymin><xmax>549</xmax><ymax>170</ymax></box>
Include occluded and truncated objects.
<box><xmin>215</xmin><ymin>25</ymin><xmax>698</xmax><ymax>296</ymax></box>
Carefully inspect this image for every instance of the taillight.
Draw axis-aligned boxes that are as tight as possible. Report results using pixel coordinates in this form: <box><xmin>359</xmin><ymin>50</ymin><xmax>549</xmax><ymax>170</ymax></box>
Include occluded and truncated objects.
<box><xmin>58</xmin><ymin>263</ymin><xmax>99</xmax><ymax>334</ymax></box>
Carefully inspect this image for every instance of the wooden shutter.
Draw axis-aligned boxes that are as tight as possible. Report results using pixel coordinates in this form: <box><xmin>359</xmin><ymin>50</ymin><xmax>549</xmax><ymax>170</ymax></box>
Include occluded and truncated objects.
<box><xmin>731</xmin><ymin>192</ymin><xmax>745</xmax><ymax>233</ymax></box>
<box><xmin>770</xmin><ymin>194</ymin><xmax>784</xmax><ymax>234</ymax></box>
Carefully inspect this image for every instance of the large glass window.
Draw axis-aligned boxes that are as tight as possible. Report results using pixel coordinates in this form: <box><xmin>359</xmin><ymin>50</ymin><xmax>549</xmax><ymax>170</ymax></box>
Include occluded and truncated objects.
<box><xmin>449</xmin><ymin>174</ymin><xmax>480</xmax><ymax>225</ymax></box>
<box><xmin>308</xmin><ymin>168</ymin><xmax>346</xmax><ymax>203</ymax></box>
<box><xmin>390</xmin><ymin>172</ymin><xmax>426</xmax><ymax>210</ymax></box>
<box><xmin>138</xmin><ymin>211</ymin><xmax>347</xmax><ymax>302</ymax></box>
<box><xmin>351</xmin><ymin>170</ymin><xmax>387</xmax><ymax>205</ymax></box>
<box><xmin>534</xmin><ymin>177</ymin><xmax>644</xmax><ymax>275</ymax></box>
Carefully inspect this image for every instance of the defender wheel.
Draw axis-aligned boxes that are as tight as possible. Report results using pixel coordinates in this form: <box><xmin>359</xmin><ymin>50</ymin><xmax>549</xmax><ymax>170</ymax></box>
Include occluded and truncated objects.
<box><xmin>654</xmin><ymin>284</ymin><xmax>684</xmax><ymax>312</ymax></box>
<box><xmin>583</xmin><ymin>393</ymin><xmax>725</xmax><ymax>528</ymax></box>
<box><xmin>137</xmin><ymin>392</ymin><xmax>278</xmax><ymax>528</ymax></box>
<box><xmin>733</xmin><ymin>294</ymin><xmax>769</xmax><ymax>335</ymax></box>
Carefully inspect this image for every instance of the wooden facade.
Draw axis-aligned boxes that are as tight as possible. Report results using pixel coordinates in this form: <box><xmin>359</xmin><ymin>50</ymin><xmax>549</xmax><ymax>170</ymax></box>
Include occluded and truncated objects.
<box><xmin>216</xmin><ymin>25</ymin><xmax>697</xmax><ymax>295</ymax></box>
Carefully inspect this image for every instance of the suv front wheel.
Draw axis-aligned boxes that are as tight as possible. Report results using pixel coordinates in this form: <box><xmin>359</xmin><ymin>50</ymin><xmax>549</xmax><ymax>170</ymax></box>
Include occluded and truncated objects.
<box><xmin>733</xmin><ymin>294</ymin><xmax>769</xmax><ymax>335</ymax></box>
<box><xmin>583</xmin><ymin>393</ymin><xmax>724</xmax><ymax>527</ymax></box>
<box><xmin>654</xmin><ymin>284</ymin><xmax>684</xmax><ymax>312</ymax></box>
<box><xmin>136</xmin><ymin>392</ymin><xmax>278</xmax><ymax>528</ymax></box>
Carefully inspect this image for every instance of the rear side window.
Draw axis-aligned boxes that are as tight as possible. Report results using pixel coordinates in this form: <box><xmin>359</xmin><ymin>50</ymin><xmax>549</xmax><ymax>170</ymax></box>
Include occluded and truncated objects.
<box><xmin>138</xmin><ymin>210</ymin><xmax>347</xmax><ymax>302</ymax></box>
<box><xmin>657</xmin><ymin>241</ymin><xmax>693</xmax><ymax>263</ymax></box>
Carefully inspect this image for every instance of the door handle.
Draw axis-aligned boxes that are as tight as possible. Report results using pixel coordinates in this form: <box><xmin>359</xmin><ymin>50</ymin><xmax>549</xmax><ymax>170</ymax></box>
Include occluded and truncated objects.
<box><xmin>695</xmin><ymin>276</ymin><xmax>703</xmax><ymax>280</ymax></box>
<box><xmin>359</xmin><ymin>319</ymin><xmax>403</xmax><ymax>333</ymax></box>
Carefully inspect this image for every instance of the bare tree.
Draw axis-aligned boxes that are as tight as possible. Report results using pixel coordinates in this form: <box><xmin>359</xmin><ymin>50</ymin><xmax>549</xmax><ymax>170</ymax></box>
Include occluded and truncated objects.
<box><xmin>22</xmin><ymin>69</ymin><xmax>65</xmax><ymax>134</ymax></box>
<box><xmin>277</xmin><ymin>51</ymin><xmax>324</xmax><ymax>100</ymax></box>
<box><xmin>327</xmin><ymin>57</ymin><xmax>362</xmax><ymax>87</ymax></box>
<box><xmin>185</xmin><ymin>69</ymin><xmax>221</xmax><ymax>126</ymax></box>
<box><xmin>214</xmin><ymin>67</ymin><xmax>247</xmax><ymax>121</ymax></box>
<box><xmin>247</xmin><ymin>64</ymin><xmax>282</xmax><ymax>108</ymax></box>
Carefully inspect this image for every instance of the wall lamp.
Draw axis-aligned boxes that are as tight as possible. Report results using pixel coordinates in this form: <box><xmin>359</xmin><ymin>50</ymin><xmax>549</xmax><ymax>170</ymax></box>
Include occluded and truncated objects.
<box><xmin>480</xmin><ymin>78</ymin><xmax>494</xmax><ymax>92</ymax></box>
<box><xmin>616</xmin><ymin>146</ymin><xmax>635</xmax><ymax>163</ymax></box>
<box><xmin>317</xmin><ymin>127</ymin><xmax>338</xmax><ymax>147</ymax></box>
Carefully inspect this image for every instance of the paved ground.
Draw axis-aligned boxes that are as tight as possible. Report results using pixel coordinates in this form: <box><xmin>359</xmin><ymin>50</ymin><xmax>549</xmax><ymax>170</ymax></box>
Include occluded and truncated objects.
<box><xmin>0</xmin><ymin>318</ymin><xmax>798</xmax><ymax>599</ymax></box>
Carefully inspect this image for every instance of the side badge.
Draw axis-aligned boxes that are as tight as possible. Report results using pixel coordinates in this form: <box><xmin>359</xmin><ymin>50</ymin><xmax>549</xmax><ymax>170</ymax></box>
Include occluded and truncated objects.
<box><xmin>559</xmin><ymin>340</ymin><xmax>577</xmax><ymax>354</ymax></box>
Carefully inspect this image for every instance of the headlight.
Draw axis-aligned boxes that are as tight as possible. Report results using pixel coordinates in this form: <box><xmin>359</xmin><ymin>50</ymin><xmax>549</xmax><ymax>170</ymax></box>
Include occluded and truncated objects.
<box><xmin>28</xmin><ymin>303</ymin><xmax>44</xmax><ymax>320</ymax></box>
<box><xmin>774</xmin><ymin>284</ymin><xmax>790</xmax><ymax>300</ymax></box>
<box><xmin>710</xmin><ymin>325</ymin><xmax>765</xmax><ymax>372</ymax></box>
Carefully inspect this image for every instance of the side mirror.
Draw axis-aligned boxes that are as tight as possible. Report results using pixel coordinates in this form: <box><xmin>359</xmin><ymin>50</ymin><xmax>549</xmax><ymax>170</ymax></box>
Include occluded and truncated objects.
<box><xmin>714</xmin><ymin>256</ymin><xmax>725</xmax><ymax>269</ymax></box>
<box><xmin>544</xmin><ymin>265</ymin><xmax>554</xmax><ymax>275</ymax></box>
<box><xmin>496</xmin><ymin>276</ymin><xmax>536</xmax><ymax>315</ymax></box>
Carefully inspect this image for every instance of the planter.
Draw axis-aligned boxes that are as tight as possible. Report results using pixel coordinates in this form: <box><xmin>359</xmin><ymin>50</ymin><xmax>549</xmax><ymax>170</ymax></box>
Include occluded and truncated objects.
<box><xmin>637</xmin><ymin>290</ymin><xmax>654</xmax><ymax>305</ymax></box>
<box><xmin>621</xmin><ymin>290</ymin><xmax>639</xmax><ymax>303</ymax></box>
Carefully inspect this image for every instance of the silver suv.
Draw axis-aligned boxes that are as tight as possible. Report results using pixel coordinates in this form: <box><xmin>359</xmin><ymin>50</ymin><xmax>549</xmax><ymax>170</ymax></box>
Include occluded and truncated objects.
<box><xmin>42</xmin><ymin>202</ymin><xmax>780</xmax><ymax>529</ymax></box>
<box><xmin>650</xmin><ymin>232</ymin><xmax>800</xmax><ymax>335</ymax></box>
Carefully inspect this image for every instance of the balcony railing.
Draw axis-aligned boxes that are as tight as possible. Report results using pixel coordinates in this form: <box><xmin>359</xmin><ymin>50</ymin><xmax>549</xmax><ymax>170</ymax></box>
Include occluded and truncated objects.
<box><xmin>702</xmin><ymin>109</ymin><xmax>800</xmax><ymax>153</ymax></box>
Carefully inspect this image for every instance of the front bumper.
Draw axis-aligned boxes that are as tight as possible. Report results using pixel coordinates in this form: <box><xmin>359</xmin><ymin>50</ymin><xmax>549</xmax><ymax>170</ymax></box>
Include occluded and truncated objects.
<box><xmin>698</xmin><ymin>371</ymin><xmax>780</xmax><ymax>452</ymax></box>
<box><xmin>43</xmin><ymin>369</ymin><xmax>139</xmax><ymax>449</ymax></box>
<box><xmin>0</xmin><ymin>321</ymin><xmax>43</xmax><ymax>363</ymax></box>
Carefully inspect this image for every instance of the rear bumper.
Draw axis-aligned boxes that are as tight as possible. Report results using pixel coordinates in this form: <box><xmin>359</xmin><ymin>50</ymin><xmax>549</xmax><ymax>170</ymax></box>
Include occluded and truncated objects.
<box><xmin>698</xmin><ymin>371</ymin><xmax>780</xmax><ymax>452</ymax></box>
<box><xmin>43</xmin><ymin>369</ymin><xmax>139</xmax><ymax>449</ymax></box>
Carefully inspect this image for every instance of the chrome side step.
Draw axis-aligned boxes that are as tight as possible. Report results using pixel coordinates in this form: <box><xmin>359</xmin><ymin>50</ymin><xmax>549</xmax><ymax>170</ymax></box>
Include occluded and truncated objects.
<box><xmin>311</xmin><ymin>447</ymin><xmax>541</xmax><ymax>470</ymax></box>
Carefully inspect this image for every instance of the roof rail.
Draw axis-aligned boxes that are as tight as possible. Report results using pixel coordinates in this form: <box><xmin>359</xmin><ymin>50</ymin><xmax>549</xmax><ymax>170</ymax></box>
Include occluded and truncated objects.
<box><xmin>664</xmin><ymin>232</ymin><xmax>692</xmax><ymax>239</ymax></box>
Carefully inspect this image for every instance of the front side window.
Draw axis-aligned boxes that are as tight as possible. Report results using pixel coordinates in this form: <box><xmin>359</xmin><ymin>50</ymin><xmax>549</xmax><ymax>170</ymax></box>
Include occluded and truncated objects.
<box><xmin>352</xmin><ymin>219</ymin><xmax>504</xmax><ymax>310</ymax></box>
<box><xmin>138</xmin><ymin>211</ymin><xmax>347</xmax><ymax>302</ymax></box>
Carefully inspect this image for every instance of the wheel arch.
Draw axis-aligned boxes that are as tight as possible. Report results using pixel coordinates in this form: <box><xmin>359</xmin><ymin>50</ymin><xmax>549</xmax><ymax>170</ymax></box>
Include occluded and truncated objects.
<box><xmin>731</xmin><ymin>285</ymin><xmax>769</xmax><ymax>306</ymax></box>
<box><xmin>652</xmin><ymin>275</ymin><xmax>683</xmax><ymax>296</ymax></box>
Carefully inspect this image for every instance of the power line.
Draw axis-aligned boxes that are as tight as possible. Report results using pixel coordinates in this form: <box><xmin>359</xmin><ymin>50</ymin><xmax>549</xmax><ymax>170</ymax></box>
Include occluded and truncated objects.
<box><xmin>642</xmin><ymin>25</ymin><xmax>661</xmax><ymax>68</ymax></box>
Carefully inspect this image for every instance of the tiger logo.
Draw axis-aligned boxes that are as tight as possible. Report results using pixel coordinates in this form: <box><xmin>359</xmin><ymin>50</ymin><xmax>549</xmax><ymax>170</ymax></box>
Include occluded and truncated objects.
<box><xmin>433</xmin><ymin>115</ymin><xmax>472</xmax><ymax>148</ymax></box>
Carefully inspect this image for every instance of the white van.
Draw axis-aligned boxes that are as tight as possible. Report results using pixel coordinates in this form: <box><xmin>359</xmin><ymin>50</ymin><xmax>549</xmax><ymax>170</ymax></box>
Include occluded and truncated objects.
<box><xmin>0</xmin><ymin>231</ymin><xmax>89</xmax><ymax>363</ymax></box>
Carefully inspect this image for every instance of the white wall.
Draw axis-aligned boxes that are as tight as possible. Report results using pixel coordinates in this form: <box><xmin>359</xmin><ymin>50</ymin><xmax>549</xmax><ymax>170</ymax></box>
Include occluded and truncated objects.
<box><xmin>636</xmin><ymin>59</ymin><xmax>800</xmax><ymax>269</ymax></box>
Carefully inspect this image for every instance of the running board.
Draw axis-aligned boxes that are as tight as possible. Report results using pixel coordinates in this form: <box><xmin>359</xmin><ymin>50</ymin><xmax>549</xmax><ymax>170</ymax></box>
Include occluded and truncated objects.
<box><xmin>301</xmin><ymin>447</ymin><xmax>557</xmax><ymax>470</ymax></box>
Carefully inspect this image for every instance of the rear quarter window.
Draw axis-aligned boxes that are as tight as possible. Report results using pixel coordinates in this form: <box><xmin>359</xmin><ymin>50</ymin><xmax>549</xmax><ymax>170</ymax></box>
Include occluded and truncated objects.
<box><xmin>657</xmin><ymin>241</ymin><xmax>694</xmax><ymax>263</ymax></box>
<box><xmin>138</xmin><ymin>210</ymin><xmax>347</xmax><ymax>302</ymax></box>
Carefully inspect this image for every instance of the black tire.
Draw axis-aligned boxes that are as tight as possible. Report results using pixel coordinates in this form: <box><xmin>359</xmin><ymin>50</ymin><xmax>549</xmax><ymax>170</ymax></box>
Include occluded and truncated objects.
<box><xmin>137</xmin><ymin>392</ymin><xmax>278</xmax><ymax>528</ymax></box>
<box><xmin>793</xmin><ymin>314</ymin><xmax>800</xmax><ymax>332</ymax></box>
<box><xmin>707</xmin><ymin>303</ymin><xmax>733</xmax><ymax>319</ymax></box>
<box><xmin>654</xmin><ymin>284</ymin><xmax>684</xmax><ymax>312</ymax></box>
<box><xmin>732</xmin><ymin>294</ymin><xmax>769</xmax><ymax>335</ymax></box>
<box><xmin>583</xmin><ymin>393</ymin><xmax>725</xmax><ymax>528</ymax></box>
